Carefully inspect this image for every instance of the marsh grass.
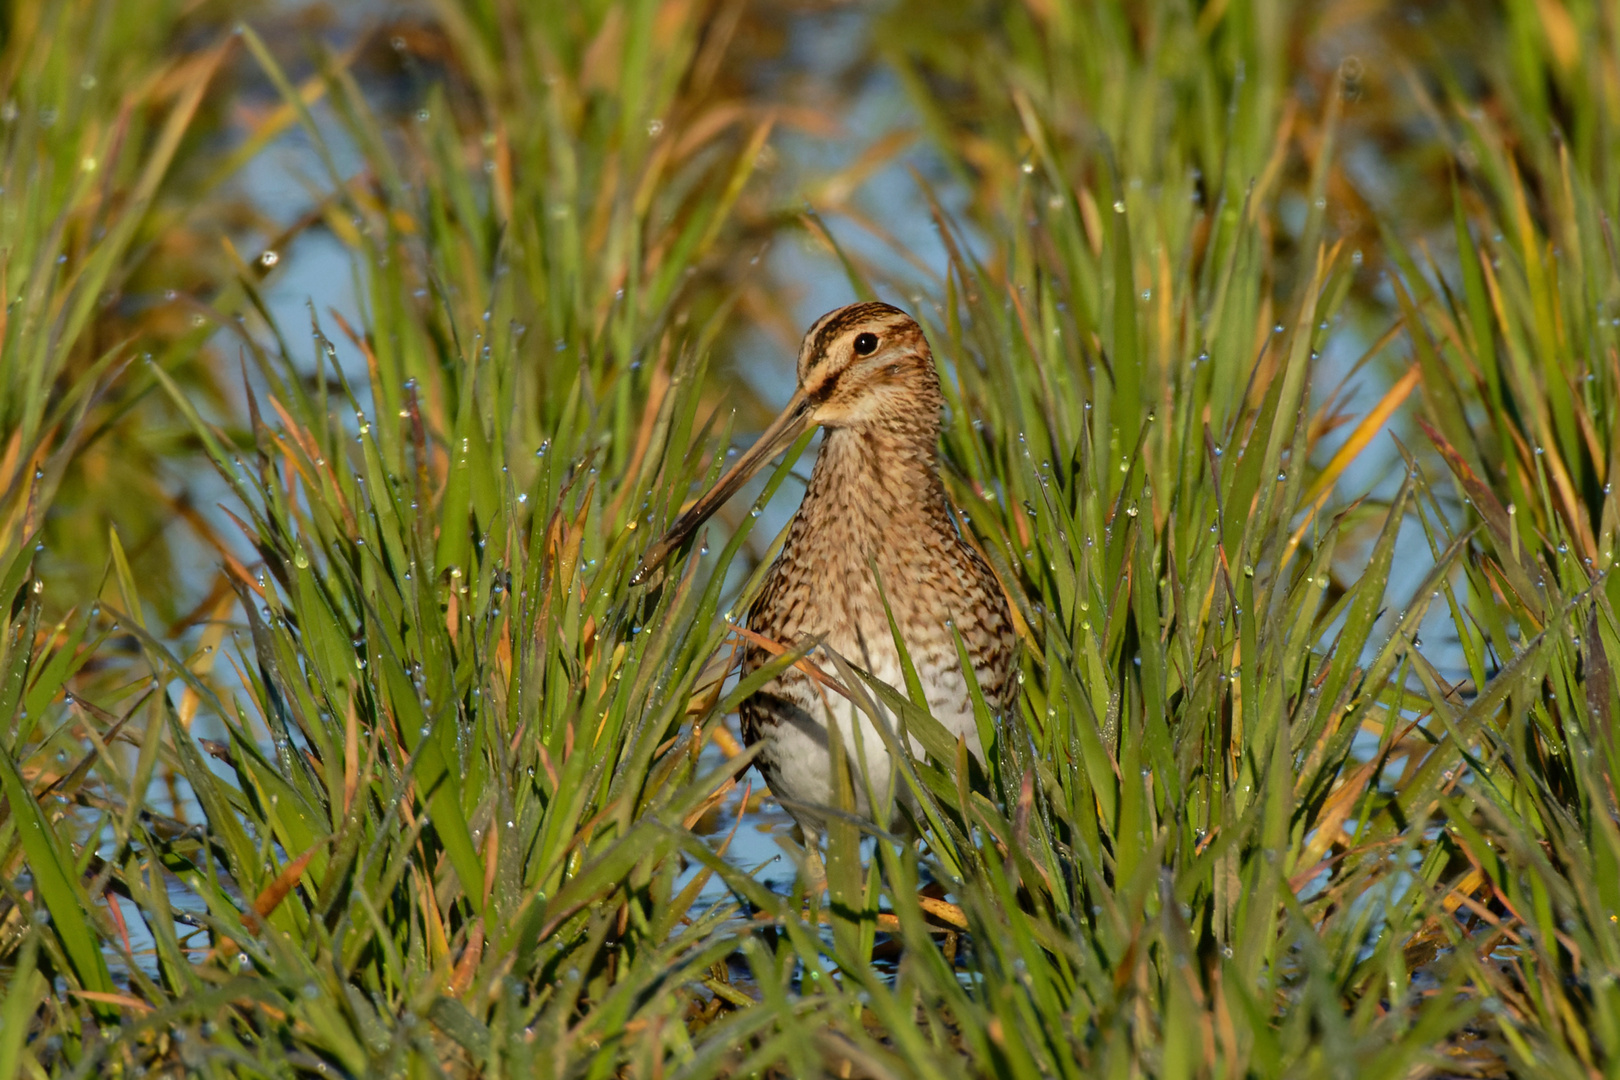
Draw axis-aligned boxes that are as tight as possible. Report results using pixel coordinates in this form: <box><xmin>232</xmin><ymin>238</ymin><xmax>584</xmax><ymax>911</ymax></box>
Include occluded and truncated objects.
<box><xmin>2</xmin><ymin>0</ymin><xmax>1618</xmax><ymax>1076</ymax></box>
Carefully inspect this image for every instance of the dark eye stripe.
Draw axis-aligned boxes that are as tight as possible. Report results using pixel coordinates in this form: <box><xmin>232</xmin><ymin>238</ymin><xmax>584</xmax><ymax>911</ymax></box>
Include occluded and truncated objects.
<box><xmin>812</xmin><ymin>365</ymin><xmax>845</xmax><ymax>399</ymax></box>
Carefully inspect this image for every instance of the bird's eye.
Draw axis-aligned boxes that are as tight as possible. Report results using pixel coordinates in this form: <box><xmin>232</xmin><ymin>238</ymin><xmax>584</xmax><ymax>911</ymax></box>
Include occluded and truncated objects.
<box><xmin>853</xmin><ymin>332</ymin><xmax>879</xmax><ymax>355</ymax></box>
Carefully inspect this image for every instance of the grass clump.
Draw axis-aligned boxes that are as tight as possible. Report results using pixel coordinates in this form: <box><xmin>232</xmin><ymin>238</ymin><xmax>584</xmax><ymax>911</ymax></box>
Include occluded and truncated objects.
<box><xmin>1</xmin><ymin>1</ymin><xmax>1618</xmax><ymax>1077</ymax></box>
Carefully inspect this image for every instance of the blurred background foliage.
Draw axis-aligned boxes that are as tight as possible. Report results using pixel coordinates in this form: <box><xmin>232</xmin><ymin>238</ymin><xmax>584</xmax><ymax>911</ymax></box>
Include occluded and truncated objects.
<box><xmin>1</xmin><ymin>0</ymin><xmax>1618</xmax><ymax>1076</ymax></box>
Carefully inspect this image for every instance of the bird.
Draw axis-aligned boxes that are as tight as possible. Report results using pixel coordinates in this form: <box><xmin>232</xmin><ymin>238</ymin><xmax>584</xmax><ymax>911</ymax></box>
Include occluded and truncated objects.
<box><xmin>636</xmin><ymin>302</ymin><xmax>1017</xmax><ymax>882</ymax></box>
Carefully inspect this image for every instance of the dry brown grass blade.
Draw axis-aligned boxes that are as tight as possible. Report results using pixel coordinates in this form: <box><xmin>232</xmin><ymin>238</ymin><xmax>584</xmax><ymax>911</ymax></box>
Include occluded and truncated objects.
<box><xmin>240</xmin><ymin>838</ymin><xmax>331</xmax><ymax>937</ymax></box>
<box><xmin>727</xmin><ymin>622</ymin><xmax>852</xmax><ymax>701</ymax></box>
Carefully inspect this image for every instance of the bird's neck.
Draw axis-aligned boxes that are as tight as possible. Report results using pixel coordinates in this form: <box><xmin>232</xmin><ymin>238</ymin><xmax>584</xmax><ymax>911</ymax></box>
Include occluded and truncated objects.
<box><xmin>798</xmin><ymin>425</ymin><xmax>952</xmax><ymax>542</ymax></box>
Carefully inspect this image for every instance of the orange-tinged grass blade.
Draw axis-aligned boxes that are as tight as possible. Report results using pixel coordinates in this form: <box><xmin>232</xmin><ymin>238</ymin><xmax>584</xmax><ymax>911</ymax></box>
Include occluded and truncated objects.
<box><xmin>343</xmin><ymin>698</ymin><xmax>360</xmax><ymax>817</ymax></box>
<box><xmin>102</xmin><ymin>884</ymin><xmax>134</xmax><ymax>958</ymax></box>
<box><xmin>242</xmin><ymin>838</ymin><xmax>330</xmax><ymax>936</ymax></box>
<box><xmin>918</xmin><ymin>896</ymin><xmax>969</xmax><ymax>930</ymax></box>
<box><xmin>1441</xmin><ymin>867</ymin><xmax>1487</xmax><ymax>916</ymax></box>
<box><xmin>483</xmin><ymin>813</ymin><xmax>499</xmax><ymax>909</ymax></box>
<box><xmin>266</xmin><ymin>396</ymin><xmax>355</xmax><ymax>527</ymax></box>
<box><xmin>727</xmin><ymin>623</ymin><xmax>851</xmax><ymax>701</ymax></box>
<box><xmin>1293</xmin><ymin>756</ymin><xmax>1380</xmax><ymax>873</ymax></box>
<box><xmin>69</xmin><ymin>990</ymin><xmax>154</xmax><ymax>1014</ymax></box>
<box><xmin>447</xmin><ymin>920</ymin><xmax>484</xmax><ymax>999</ymax></box>
<box><xmin>176</xmin><ymin>592</ymin><xmax>234</xmax><ymax>729</ymax></box>
<box><xmin>415</xmin><ymin>863</ymin><xmax>452</xmax><ymax>968</ymax></box>
<box><xmin>1302</xmin><ymin>362</ymin><xmax>1419</xmax><ymax>508</ymax></box>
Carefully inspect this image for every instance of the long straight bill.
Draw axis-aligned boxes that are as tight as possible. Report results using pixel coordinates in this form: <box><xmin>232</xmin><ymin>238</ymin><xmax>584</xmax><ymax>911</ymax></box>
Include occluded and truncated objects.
<box><xmin>634</xmin><ymin>388</ymin><xmax>814</xmax><ymax>583</ymax></box>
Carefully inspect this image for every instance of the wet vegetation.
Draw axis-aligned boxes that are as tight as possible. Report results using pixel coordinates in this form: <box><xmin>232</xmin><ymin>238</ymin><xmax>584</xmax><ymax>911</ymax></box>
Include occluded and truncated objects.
<box><xmin>2</xmin><ymin>0</ymin><xmax>1618</xmax><ymax>1075</ymax></box>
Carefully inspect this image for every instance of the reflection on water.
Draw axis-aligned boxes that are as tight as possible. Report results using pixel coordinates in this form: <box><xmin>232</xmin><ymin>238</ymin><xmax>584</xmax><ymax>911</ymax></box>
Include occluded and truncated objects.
<box><xmin>678</xmin><ymin>744</ymin><xmax>799</xmax><ymax>911</ymax></box>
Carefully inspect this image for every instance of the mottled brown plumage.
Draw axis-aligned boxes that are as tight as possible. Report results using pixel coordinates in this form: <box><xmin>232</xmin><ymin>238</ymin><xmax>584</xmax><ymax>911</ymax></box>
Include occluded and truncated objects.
<box><xmin>638</xmin><ymin>302</ymin><xmax>1016</xmax><ymax>863</ymax></box>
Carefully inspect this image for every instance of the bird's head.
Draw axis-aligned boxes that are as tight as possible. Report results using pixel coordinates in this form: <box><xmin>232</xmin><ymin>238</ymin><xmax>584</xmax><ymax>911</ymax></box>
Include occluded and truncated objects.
<box><xmin>633</xmin><ymin>302</ymin><xmax>943</xmax><ymax>582</ymax></box>
<box><xmin>792</xmin><ymin>302</ymin><xmax>942</xmax><ymax>431</ymax></box>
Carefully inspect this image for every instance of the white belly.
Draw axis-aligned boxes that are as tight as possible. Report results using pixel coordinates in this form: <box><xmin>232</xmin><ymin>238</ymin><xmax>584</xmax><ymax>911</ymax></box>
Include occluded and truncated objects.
<box><xmin>761</xmin><ymin>631</ymin><xmax>982</xmax><ymax>829</ymax></box>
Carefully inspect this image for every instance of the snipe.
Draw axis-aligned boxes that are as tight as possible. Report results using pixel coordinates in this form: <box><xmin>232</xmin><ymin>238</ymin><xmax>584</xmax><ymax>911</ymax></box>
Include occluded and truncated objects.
<box><xmin>638</xmin><ymin>302</ymin><xmax>1016</xmax><ymax>869</ymax></box>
